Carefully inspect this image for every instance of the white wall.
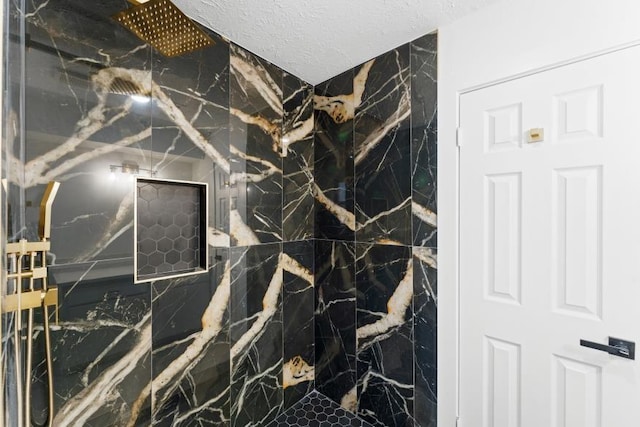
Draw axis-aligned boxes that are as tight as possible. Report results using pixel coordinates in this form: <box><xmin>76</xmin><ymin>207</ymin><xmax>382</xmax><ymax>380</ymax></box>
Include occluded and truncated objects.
<box><xmin>438</xmin><ymin>1</ymin><xmax>640</xmax><ymax>425</ymax></box>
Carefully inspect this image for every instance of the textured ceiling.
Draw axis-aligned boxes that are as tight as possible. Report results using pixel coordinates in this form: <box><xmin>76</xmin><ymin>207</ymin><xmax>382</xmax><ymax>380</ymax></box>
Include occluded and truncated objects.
<box><xmin>174</xmin><ymin>0</ymin><xmax>499</xmax><ymax>85</ymax></box>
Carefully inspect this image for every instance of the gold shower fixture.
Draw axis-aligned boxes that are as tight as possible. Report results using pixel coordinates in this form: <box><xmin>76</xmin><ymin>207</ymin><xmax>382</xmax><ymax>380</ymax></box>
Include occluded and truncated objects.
<box><xmin>114</xmin><ymin>0</ymin><xmax>215</xmax><ymax>57</ymax></box>
<box><xmin>2</xmin><ymin>181</ymin><xmax>60</xmax><ymax>427</ymax></box>
<box><xmin>109</xmin><ymin>77</ymin><xmax>149</xmax><ymax>97</ymax></box>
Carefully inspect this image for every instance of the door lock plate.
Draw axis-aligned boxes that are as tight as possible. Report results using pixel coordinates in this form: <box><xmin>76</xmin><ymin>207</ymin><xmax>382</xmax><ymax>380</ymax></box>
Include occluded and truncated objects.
<box><xmin>527</xmin><ymin>128</ymin><xmax>544</xmax><ymax>143</ymax></box>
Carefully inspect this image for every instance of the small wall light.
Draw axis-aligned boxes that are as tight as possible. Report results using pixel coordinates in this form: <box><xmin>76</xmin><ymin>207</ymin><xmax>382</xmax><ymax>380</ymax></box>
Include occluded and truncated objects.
<box><xmin>110</xmin><ymin>161</ymin><xmax>156</xmax><ymax>177</ymax></box>
<box><xmin>131</xmin><ymin>94</ymin><xmax>151</xmax><ymax>104</ymax></box>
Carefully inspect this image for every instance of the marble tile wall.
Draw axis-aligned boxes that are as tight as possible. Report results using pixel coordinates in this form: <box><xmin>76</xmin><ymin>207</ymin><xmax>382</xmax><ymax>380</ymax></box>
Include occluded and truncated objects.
<box><xmin>313</xmin><ymin>69</ymin><xmax>355</xmax><ymax>242</ymax></box>
<box><xmin>229</xmin><ymin>45</ymin><xmax>284</xmax><ymax>246</ymax></box>
<box><xmin>2</xmin><ymin>0</ymin><xmax>436</xmax><ymax>425</ymax></box>
<box><xmin>283</xmin><ymin>241</ymin><xmax>315</xmax><ymax>407</ymax></box>
<box><xmin>411</xmin><ymin>34</ymin><xmax>439</xmax><ymax>427</ymax></box>
<box><xmin>2</xmin><ymin>0</ymin><xmax>315</xmax><ymax>426</ymax></box>
<box><xmin>146</xmin><ymin>24</ymin><xmax>232</xmax><ymax>427</ymax></box>
<box><xmin>354</xmin><ymin>46</ymin><xmax>412</xmax><ymax>245</ymax></box>
<box><xmin>314</xmin><ymin>240</ymin><xmax>356</xmax><ymax>405</ymax></box>
<box><xmin>283</xmin><ymin>74</ymin><xmax>315</xmax><ymax>242</ymax></box>
<box><xmin>9</xmin><ymin>1</ymin><xmax>156</xmax><ymax>425</ymax></box>
<box><xmin>313</xmin><ymin>33</ymin><xmax>438</xmax><ymax>427</ymax></box>
<box><xmin>356</xmin><ymin>244</ymin><xmax>414</xmax><ymax>425</ymax></box>
<box><xmin>230</xmin><ymin>243</ymin><xmax>283</xmax><ymax>426</ymax></box>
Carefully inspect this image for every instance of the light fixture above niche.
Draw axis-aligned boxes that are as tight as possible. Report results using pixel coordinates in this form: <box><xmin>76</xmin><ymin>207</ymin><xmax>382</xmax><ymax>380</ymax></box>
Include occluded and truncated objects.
<box><xmin>109</xmin><ymin>161</ymin><xmax>157</xmax><ymax>177</ymax></box>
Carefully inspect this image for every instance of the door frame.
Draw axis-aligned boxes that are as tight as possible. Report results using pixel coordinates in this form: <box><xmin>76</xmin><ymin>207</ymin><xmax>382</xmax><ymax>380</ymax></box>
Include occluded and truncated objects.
<box><xmin>442</xmin><ymin>38</ymin><xmax>640</xmax><ymax>426</ymax></box>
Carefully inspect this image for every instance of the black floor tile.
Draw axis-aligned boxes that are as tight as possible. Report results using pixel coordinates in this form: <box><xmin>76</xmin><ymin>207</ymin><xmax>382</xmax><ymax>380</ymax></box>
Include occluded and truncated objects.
<box><xmin>268</xmin><ymin>391</ymin><xmax>373</xmax><ymax>427</ymax></box>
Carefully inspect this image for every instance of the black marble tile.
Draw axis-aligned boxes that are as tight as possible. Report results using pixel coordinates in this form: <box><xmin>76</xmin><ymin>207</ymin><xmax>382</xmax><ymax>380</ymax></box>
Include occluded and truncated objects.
<box><xmin>354</xmin><ymin>45</ymin><xmax>412</xmax><ymax>245</ymax></box>
<box><xmin>283</xmin><ymin>241</ymin><xmax>315</xmax><ymax>408</ymax></box>
<box><xmin>355</xmin><ymin>244</ymin><xmax>414</xmax><ymax>426</ymax></box>
<box><xmin>409</xmin><ymin>36</ymin><xmax>438</xmax><ymax>426</ymax></box>
<box><xmin>410</xmin><ymin>33</ymin><xmax>438</xmax><ymax>248</ymax></box>
<box><xmin>7</xmin><ymin>1</ymin><xmax>156</xmax><ymax>425</ymax></box>
<box><xmin>151</xmin><ymin>250</ymin><xmax>230</xmax><ymax>426</ymax></box>
<box><xmin>149</xmin><ymin>30</ymin><xmax>229</xmax><ymax>166</ymax></box>
<box><xmin>314</xmin><ymin>240</ymin><xmax>356</xmax><ymax>407</ymax></box>
<box><xmin>229</xmin><ymin>44</ymin><xmax>284</xmax><ymax>246</ymax></box>
<box><xmin>268</xmin><ymin>391</ymin><xmax>374</xmax><ymax>427</ymax></box>
<box><xmin>283</xmin><ymin>73</ymin><xmax>314</xmax><ymax>242</ymax></box>
<box><xmin>313</xmin><ymin>70</ymin><xmax>355</xmax><ymax>241</ymax></box>
<box><xmin>150</xmin><ymin>29</ymin><xmax>231</xmax><ymax>247</ymax></box>
<box><xmin>18</xmin><ymin>0</ymin><xmax>153</xmax><ymax>262</ymax></box>
<box><xmin>230</xmin><ymin>243</ymin><xmax>283</xmax><ymax>426</ymax></box>
<box><xmin>413</xmin><ymin>247</ymin><xmax>437</xmax><ymax>427</ymax></box>
<box><xmin>47</xmin><ymin>262</ymin><xmax>151</xmax><ymax>426</ymax></box>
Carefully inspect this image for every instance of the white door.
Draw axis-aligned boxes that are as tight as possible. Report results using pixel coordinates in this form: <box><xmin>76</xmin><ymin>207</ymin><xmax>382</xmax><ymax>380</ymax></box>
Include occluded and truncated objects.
<box><xmin>459</xmin><ymin>45</ymin><xmax>640</xmax><ymax>427</ymax></box>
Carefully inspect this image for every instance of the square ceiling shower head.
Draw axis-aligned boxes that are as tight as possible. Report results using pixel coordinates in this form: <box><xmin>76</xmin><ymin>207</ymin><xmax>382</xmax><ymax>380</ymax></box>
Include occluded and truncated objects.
<box><xmin>114</xmin><ymin>0</ymin><xmax>214</xmax><ymax>57</ymax></box>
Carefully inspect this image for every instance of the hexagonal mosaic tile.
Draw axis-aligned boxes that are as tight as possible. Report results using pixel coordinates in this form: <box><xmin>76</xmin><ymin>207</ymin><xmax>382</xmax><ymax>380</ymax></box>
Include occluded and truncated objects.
<box><xmin>268</xmin><ymin>391</ymin><xmax>373</xmax><ymax>427</ymax></box>
<box><xmin>136</xmin><ymin>179</ymin><xmax>207</xmax><ymax>282</ymax></box>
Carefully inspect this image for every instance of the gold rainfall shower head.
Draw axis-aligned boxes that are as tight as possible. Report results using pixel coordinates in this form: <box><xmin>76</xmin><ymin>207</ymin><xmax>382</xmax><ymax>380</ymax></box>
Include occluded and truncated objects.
<box><xmin>114</xmin><ymin>0</ymin><xmax>214</xmax><ymax>57</ymax></box>
<box><xmin>109</xmin><ymin>77</ymin><xmax>146</xmax><ymax>96</ymax></box>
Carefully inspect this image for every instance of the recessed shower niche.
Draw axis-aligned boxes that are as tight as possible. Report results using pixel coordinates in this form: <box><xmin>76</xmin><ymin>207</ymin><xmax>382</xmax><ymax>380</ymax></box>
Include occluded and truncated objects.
<box><xmin>135</xmin><ymin>178</ymin><xmax>208</xmax><ymax>283</ymax></box>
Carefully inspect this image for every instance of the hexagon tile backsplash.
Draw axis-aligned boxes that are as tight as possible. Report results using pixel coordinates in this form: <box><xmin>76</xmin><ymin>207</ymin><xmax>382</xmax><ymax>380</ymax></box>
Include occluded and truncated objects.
<box><xmin>136</xmin><ymin>178</ymin><xmax>208</xmax><ymax>283</ymax></box>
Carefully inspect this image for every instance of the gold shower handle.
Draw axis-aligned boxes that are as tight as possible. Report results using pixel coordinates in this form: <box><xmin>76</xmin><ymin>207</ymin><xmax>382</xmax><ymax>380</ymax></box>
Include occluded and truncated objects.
<box><xmin>39</xmin><ymin>181</ymin><xmax>60</xmax><ymax>241</ymax></box>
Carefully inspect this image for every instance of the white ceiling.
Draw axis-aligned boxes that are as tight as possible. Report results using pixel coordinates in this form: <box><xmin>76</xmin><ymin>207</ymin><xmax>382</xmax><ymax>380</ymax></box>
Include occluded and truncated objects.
<box><xmin>175</xmin><ymin>0</ymin><xmax>500</xmax><ymax>85</ymax></box>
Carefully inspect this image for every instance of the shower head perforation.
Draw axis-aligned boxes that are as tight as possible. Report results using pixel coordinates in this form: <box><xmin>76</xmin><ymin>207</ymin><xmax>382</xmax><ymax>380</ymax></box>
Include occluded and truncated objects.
<box><xmin>114</xmin><ymin>0</ymin><xmax>214</xmax><ymax>57</ymax></box>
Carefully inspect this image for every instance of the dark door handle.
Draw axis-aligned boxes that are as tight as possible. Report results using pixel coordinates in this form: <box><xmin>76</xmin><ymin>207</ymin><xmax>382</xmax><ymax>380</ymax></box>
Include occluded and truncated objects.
<box><xmin>580</xmin><ymin>337</ymin><xmax>635</xmax><ymax>360</ymax></box>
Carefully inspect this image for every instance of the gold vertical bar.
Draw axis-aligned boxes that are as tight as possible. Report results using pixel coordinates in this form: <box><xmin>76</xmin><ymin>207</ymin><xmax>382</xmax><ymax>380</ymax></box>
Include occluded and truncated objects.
<box><xmin>14</xmin><ymin>253</ymin><xmax>24</xmax><ymax>427</ymax></box>
<box><xmin>41</xmin><ymin>249</ymin><xmax>55</xmax><ymax>427</ymax></box>
<box><xmin>24</xmin><ymin>252</ymin><xmax>35</xmax><ymax>426</ymax></box>
<box><xmin>40</xmin><ymin>182</ymin><xmax>58</xmax><ymax>425</ymax></box>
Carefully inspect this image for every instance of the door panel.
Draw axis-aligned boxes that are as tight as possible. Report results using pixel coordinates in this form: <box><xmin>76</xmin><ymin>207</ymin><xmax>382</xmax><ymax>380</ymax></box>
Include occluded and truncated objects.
<box><xmin>551</xmin><ymin>166</ymin><xmax>602</xmax><ymax>319</ymax></box>
<box><xmin>483</xmin><ymin>336</ymin><xmax>522</xmax><ymax>427</ymax></box>
<box><xmin>551</xmin><ymin>355</ymin><xmax>601</xmax><ymax>427</ymax></box>
<box><xmin>460</xmin><ymin>46</ymin><xmax>640</xmax><ymax>426</ymax></box>
<box><xmin>485</xmin><ymin>172</ymin><xmax>522</xmax><ymax>305</ymax></box>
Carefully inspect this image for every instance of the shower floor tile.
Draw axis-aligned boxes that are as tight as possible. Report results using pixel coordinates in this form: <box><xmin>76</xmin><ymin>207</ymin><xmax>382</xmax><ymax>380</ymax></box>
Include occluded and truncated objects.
<box><xmin>268</xmin><ymin>391</ymin><xmax>373</xmax><ymax>427</ymax></box>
